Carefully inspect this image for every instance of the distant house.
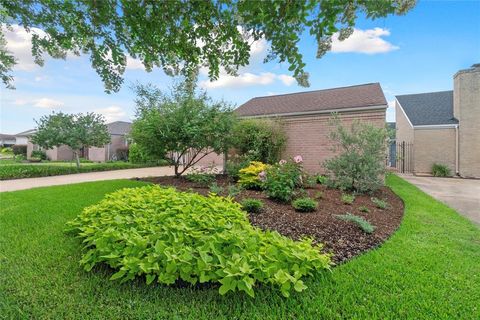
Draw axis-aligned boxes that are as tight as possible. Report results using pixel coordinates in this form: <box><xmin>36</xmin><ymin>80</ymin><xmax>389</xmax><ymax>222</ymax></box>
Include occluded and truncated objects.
<box><xmin>24</xmin><ymin>121</ymin><xmax>131</xmax><ymax>162</ymax></box>
<box><xmin>395</xmin><ymin>64</ymin><xmax>479</xmax><ymax>178</ymax></box>
<box><xmin>88</xmin><ymin>121</ymin><xmax>131</xmax><ymax>161</ymax></box>
<box><xmin>15</xmin><ymin>129</ymin><xmax>36</xmax><ymax>145</ymax></box>
<box><xmin>234</xmin><ymin>83</ymin><xmax>388</xmax><ymax>173</ymax></box>
<box><xmin>0</xmin><ymin>134</ymin><xmax>16</xmax><ymax>147</ymax></box>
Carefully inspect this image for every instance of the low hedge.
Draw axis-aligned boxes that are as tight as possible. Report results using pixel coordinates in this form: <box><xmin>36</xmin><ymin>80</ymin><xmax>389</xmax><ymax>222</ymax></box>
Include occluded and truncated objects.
<box><xmin>0</xmin><ymin>161</ymin><xmax>169</xmax><ymax>180</ymax></box>
<box><xmin>66</xmin><ymin>186</ymin><xmax>331</xmax><ymax>297</ymax></box>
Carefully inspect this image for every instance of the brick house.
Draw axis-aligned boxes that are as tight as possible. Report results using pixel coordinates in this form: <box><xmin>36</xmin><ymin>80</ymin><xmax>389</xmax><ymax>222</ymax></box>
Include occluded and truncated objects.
<box><xmin>395</xmin><ymin>64</ymin><xmax>479</xmax><ymax>178</ymax></box>
<box><xmin>234</xmin><ymin>83</ymin><xmax>388</xmax><ymax>173</ymax></box>
<box><xmin>26</xmin><ymin>121</ymin><xmax>131</xmax><ymax>162</ymax></box>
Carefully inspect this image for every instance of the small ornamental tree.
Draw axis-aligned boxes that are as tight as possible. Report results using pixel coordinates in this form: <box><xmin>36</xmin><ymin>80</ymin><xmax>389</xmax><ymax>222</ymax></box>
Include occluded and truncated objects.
<box><xmin>130</xmin><ymin>80</ymin><xmax>236</xmax><ymax>177</ymax></box>
<box><xmin>31</xmin><ymin>112</ymin><xmax>110</xmax><ymax>168</ymax></box>
<box><xmin>324</xmin><ymin>115</ymin><xmax>388</xmax><ymax>193</ymax></box>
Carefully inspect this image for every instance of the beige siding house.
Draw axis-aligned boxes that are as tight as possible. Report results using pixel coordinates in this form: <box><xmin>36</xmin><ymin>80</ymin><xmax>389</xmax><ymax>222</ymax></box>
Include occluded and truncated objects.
<box><xmin>25</xmin><ymin>121</ymin><xmax>131</xmax><ymax>162</ymax></box>
<box><xmin>395</xmin><ymin>64</ymin><xmax>479</xmax><ymax>178</ymax></box>
<box><xmin>234</xmin><ymin>83</ymin><xmax>388</xmax><ymax>173</ymax></box>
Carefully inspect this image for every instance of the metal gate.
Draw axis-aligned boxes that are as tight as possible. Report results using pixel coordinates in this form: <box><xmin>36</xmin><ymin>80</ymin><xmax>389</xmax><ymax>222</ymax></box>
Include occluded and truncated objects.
<box><xmin>395</xmin><ymin>141</ymin><xmax>414</xmax><ymax>173</ymax></box>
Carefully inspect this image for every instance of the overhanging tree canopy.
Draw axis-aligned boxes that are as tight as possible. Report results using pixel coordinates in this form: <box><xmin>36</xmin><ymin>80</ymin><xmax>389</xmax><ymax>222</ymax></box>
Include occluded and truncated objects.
<box><xmin>1</xmin><ymin>0</ymin><xmax>415</xmax><ymax>92</ymax></box>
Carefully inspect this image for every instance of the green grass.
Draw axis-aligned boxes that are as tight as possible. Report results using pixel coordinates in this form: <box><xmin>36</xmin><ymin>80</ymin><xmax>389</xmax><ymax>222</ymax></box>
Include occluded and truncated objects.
<box><xmin>0</xmin><ymin>175</ymin><xmax>479</xmax><ymax>319</ymax></box>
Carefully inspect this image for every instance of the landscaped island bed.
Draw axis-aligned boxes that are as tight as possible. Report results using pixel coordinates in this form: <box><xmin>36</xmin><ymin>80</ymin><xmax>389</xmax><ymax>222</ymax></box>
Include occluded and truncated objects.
<box><xmin>141</xmin><ymin>175</ymin><xmax>404</xmax><ymax>263</ymax></box>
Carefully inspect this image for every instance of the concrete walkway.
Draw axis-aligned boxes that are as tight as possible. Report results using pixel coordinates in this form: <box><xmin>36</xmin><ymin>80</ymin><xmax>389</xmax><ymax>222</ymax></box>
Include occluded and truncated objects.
<box><xmin>0</xmin><ymin>166</ymin><xmax>177</xmax><ymax>192</ymax></box>
<box><xmin>399</xmin><ymin>174</ymin><xmax>480</xmax><ymax>225</ymax></box>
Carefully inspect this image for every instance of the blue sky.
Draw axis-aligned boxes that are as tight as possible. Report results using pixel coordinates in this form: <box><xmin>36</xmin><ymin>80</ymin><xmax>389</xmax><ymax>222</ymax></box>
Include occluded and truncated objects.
<box><xmin>1</xmin><ymin>0</ymin><xmax>479</xmax><ymax>134</ymax></box>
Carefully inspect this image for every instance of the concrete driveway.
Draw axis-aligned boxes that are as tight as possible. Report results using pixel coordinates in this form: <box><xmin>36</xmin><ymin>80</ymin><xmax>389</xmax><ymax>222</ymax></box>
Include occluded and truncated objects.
<box><xmin>0</xmin><ymin>166</ymin><xmax>177</xmax><ymax>192</ymax></box>
<box><xmin>399</xmin><ymin>174</ymin><xmax>480</xmax><ymax>225</ymax></box>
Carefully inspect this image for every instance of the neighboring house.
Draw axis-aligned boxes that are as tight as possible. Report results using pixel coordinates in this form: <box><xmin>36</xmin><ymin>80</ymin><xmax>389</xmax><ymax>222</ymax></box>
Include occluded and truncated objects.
<box><xmin>235</xmin><ymin>83</ymin><xmax>388</xmax><ymax>173</ymax></box>
<box><xmin>395</xmin><ymin>64</ymin><xmax>479</xmax><ymax>178</ymax></box>
<box><xmin>0</xmin><ymin>134</ymin><xmax>16</xmax><ymax>147</ymax></box>
<box><xmin>24</xmin><ymin>121</ymin><xmax>131</xmax><ymax>162</ymax></box>
<box><xmin>88</xmin><ymin>121</ymin><xmax>131</xmax><ymax>162</ymax></box>
<box><xmin>15</xmin><ymin>129</ymin><xmax>36</xmax><ymax>145</ymax></box>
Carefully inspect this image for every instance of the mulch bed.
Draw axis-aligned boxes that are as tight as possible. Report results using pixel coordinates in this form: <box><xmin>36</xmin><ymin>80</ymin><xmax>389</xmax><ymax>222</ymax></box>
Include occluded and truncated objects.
<box><xmin>140</xmin><ymin>175</ymin><xmax>404</xmax><ymax>264</ymax></box>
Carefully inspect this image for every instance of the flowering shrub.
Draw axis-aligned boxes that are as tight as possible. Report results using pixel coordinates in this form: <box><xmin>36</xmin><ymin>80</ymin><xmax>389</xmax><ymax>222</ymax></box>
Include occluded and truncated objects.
<box><xmin>264</xmin><ymin>157</ymin><xmax>304</xmax><ymax>202</ymax></box>
<box><xmin>66</xmin><ymin>185</ymin><xmax>331</xmax><ymax>297</ymax></box>
<box><xmin>238</xmin><ymin>161</ymin><xmax>270</xmax><ymax>189</ymax></box>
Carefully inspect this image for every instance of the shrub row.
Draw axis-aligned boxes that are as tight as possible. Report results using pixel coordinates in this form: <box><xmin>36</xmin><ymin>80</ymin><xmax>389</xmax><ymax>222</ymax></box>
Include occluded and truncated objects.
<box><xmin>0</xmin><ymin>161</ymin><xmax>169</xmax><ymax>180</ymax></box>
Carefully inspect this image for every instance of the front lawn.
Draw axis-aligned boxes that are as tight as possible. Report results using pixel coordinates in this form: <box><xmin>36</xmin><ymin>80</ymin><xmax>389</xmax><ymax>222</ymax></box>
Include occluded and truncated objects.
<box><xmin>0</xmin><ymin>175</ymin><xmax>479</xmax><ymax>319</ymax></box>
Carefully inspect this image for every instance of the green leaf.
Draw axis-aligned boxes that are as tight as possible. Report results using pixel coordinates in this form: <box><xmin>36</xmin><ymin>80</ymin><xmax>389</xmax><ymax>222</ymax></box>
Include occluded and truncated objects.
<box><xmin>294</xmin><ymin>280</ymin><xmax>307</xmax><ymax>292</ymax></box>
<box><xmin>110</xmin><ymin>270</ymin><xmax>126</xmax><ymax>281</ymax></box>
<box><xmin>146</xmin><ymin>274</ymin><xmax>156</xmax><ymax>285</ymax></box>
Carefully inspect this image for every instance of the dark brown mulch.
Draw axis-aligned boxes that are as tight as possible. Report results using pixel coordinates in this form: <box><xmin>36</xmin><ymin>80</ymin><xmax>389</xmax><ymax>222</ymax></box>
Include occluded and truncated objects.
<box><xmin>139</xmin><ymin>175</ymin><xmax>404</xmax><ymax>264</ymax></box>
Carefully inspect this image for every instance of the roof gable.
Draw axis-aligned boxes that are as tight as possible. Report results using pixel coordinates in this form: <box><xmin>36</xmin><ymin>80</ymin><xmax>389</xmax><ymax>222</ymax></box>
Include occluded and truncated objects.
<box><xmin>396</xmin><ymin>91</ymin><xmax>458</xmax><ymax>126</ymax></box>
<box><xmin>235</xmin><ymin>83</ymin><xmax>387</xmax><ymax>117</ymax></box>
<box><xmin>107</xmin><ymin>121</ymin><xmax>131</xmax><ymax>135</ymax></box>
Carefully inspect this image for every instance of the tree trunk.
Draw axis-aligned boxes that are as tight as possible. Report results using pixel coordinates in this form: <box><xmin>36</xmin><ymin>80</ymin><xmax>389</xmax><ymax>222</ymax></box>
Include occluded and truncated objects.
<box><xmin>174</xmin><ymin>162</ymin><xmax>180</xmax><ymax>177</ymax></box>
<box><xmin>223</xmin><ymin>150</ymin><xmax>228</xmax><ymax>174</ymax></box>
<box><xmin>74</xmin><ymin>151</ymin><xmax>81</xmax><ymax>168</ymax></box>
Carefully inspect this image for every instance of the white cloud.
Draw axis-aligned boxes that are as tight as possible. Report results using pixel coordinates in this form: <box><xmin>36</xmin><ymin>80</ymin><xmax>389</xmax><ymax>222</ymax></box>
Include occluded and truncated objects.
<box><xmin>33</xmin><ymin>98</ymin><xmax>65</xmax><ymax>109</ymax></box>
<box><xmin>249</xmin><ymin>37</ymin><xmax>268</xmax><ymax>61</ymax></box>
<box><xmin>200</xmin><ymin>72</ymin><xmax>296</xmax><ymax>89</ymax></box>
<box><xmin>331</xmin><ymin>28</ymin><xmax>398</xmax><ymax>54</ymax></box>
<box><xmin>386</xmin><ymin>100</ymin><xmax>396</xmax><ymax>122</ymax></box>
<box><xmin>277</xmin><ymin>74</ymin><xmax>295</xmax><ymax>86</ymax></box>
<box><xmin>126</xmin><ymin>56</ymin><xmax>144</xmax><ymax>70</ymax></box>
<box><xmin>200</xmin><ymin>72</ymin><xmax>276</xmax><ymax>89</ymax></box>
<box><xmin>94</xmin><ymin>105</ymin><xmax>127</xmax><ymax>123</ymax></box>
<box><xmin>2</xmin><ymin>24</ymin><xmax>47</xmax><ymax>71</ymax></box>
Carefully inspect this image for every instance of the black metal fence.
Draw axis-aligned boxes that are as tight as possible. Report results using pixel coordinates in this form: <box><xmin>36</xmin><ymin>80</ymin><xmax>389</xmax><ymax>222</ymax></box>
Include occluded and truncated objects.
<box><xmin>394</xmin><ymin>141</ymin><xmax>414</xmax><ymax>173</ymax></box>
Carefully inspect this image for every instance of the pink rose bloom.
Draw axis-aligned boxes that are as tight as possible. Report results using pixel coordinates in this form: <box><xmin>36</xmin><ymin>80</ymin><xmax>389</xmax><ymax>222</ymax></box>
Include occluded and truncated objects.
<box><xmin>294</xmin><ymin>155</ymin><xmax>303</xmax><ymax>163</ymax></box>
<box><xmin>258</xmin><ymin>171</ymin><xmax>267</xmax><ymax>182</ymax></box>
<box><xmin>279</xmin><ymin>159</ymin><xmax>287</xmax><ymax>165</ymax></box>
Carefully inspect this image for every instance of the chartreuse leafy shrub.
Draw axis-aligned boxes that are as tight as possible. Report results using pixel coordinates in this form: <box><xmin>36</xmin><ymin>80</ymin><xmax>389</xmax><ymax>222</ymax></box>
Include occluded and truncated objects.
<box><xmin>432</xmin><ymin>163</ymin><xmax>451</xmax><ymax>177</ymax></box>
<box><xmin>240</xmin><ymin>198</ymin><xmax>264</xmax><ymax>213</ymax></box>
<box><xmin>292</xmin><ymin>197</ymin><xmax>318</xmax><ymax>212</ymax></box>
<box><xmin>336</xmin><ymin>213</ymin><xmax>375</xmax><ymax>234</ymax></box>
<box><xmin>66</xmin><ymin>186</ymin><xmax>331</xmax><ymax>297</ymax></box>
<box><xmin>238</xmin><ymin>161</ymin><xmax>270</xmax><ymax>189</ymax></box>
<box><xmin>264</xmin><ymin>157</ymin><xmax>303</xmax><ymax>202</ymax></box>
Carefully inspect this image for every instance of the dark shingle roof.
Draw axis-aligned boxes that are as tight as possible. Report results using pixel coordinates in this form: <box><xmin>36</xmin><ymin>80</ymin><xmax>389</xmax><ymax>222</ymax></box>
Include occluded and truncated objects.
<box><xmin>235</xmin><ymin>83</ymin><xmax>387</xmax><ymax>117</ymax></box>
<box><xmin>396</xmin><ymin>91</ymin><xmax>458</xmax><ymax>126</ymax></box>
<box><xmin>107</xmin><ymin>121</ymin><xmax>131</xmax><ymax>135</ymax></box>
